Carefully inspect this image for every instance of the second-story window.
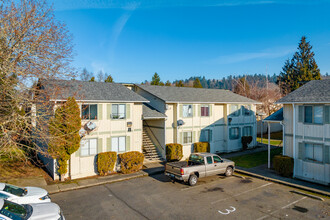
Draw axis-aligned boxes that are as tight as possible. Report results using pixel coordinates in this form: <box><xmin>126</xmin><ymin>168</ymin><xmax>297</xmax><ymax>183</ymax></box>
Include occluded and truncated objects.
<box><xmin>183</xmin><ymin>105</ymin><xmax>193</xmax><ymax>117</ymax></box>
<box><xmin>112</xmin><ymin>104</ymin><xmax>126</xmax><ymax>119</ymax></box>
<box><xmin>201</xmin><ymin>105</ymin><xmax>209</xmax><ymax>117</ymax></box>
<box><xmin>82</xmin><ymin>104</ymin><xmax>97</xmax><ymax>120</ymax></box>
<box><xmin>304</xmin><ymin>106</ymin><xmax>323</xmax><ymax>124</ymax></box>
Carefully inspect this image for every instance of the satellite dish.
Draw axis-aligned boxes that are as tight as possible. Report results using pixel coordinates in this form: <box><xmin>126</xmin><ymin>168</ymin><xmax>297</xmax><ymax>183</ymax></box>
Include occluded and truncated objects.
<box><xmin>79</xmin><ymin>128</ymin><xmax>87</xmax><ymax>138</ymax></box>
<box><xmin>177</xmin><ymin>120</ymin><xmax>185</xmax><ymax>126</ymax></box>
<box><xmin>84</xmin><ymin>121</ymin><xmax>97</xmax><ymax>132</ymax></box>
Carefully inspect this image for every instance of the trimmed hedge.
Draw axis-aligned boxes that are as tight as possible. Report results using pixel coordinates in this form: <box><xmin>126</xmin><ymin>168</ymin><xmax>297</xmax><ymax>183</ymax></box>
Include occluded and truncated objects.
<box><xmin>193</xmin><ymin>142</ymin><xmax>210</xmax><ymax>153</ymax></box>
<box><xmin>166</xmin><ymin>143</ymin><xmax>183</xmax><ymax>161</ymax></box>
<box><xmin>242</xmin><ymin>136</ymin><xmax>253</xmax><ymax>150</ymax></box>
<box><xmin>273</xmin><ymin>155</ymin><xmax>294</xmax><ymax>177</ymax></box>
<box><xmin>97</xmin><ymin>152</ymin><xmax>117</xmax><ymax>175</ymax></box>
<box><xmin>119</xmin><ymin>151</ymin><xmax>144</xmax><ymax>174</ymax></box>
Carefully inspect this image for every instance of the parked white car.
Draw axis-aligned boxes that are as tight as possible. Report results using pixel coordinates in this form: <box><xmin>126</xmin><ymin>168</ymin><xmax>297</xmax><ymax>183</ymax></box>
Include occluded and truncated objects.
<box><xmin>0</xmin><ymin>199</ymin><xmax>64</xmax><ymax>220</ymax></box>
<box><xmin>0</xmin><ymin>183</ymin><xmax>50</xmax><ymax>204</ymax></box>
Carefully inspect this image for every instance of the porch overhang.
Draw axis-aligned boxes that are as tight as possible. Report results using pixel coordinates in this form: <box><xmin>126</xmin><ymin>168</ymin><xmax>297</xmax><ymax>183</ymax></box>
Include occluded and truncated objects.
<box><xmin>142</xmin><ymin>104</ymin><xmax>167</xmax><ymax>120</ymax></box>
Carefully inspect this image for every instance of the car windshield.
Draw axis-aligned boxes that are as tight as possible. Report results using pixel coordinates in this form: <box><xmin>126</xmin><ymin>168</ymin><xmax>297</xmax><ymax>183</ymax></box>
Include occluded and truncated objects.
<box><xmin>0</xmin><ymin>200</ymin><xmax>27</xmax><ymax>220</ymax></box>
<box><xmin>3</xmin><ymin>184</ymin><xmax>26</xmax><ymax>197</ymax></box>
<box><xmin>189</xmin><ymin>154</ymin><xmax>205</xmax><ymax>165</ymax></box>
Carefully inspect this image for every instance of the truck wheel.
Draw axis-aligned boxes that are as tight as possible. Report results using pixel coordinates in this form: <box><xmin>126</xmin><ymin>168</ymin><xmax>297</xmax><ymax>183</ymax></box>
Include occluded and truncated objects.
<box><xmin>188</xmin><ymin>174</ymin><xmax>198</xmax><ymax>186</ymax></box>
<box><xmin>225</xmin><ymin>167</ymin><xmax>233</xmax><ymax>177</ymax></box>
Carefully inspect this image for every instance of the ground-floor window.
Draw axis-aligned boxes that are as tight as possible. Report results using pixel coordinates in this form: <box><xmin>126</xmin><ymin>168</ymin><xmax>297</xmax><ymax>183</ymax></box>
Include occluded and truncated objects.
<box><xmin>243</xmin><ymin>126</ymin><xmax>252</xmax><ymax>136</ymax></box>
<box><xmin>111</xmin><ymin>136</ymin><xmax>126</xmax><ymax>153</ymax></box>
<box><xmin>303</xmin><ymin>143</ymin><xmax>323</xmax><ymax>163</ymax></box>
<box><xmin>229</xmin><ymin>127</ymin><xmax>240</xmax><ymax>139</ymax></box>
<box><xmin>80</xmin><ymin>139</ymin><xmax>97</xmax><ymax>156</ymax></box>
<box><xmin>183</xmin><ymin>132</ymin><xmax>192</xmax><ymax>144</ymax></box>
<box><xmin>200</xmin><ymin>129</ymin><xmax>211</xmax><ymax>142</ymax></box>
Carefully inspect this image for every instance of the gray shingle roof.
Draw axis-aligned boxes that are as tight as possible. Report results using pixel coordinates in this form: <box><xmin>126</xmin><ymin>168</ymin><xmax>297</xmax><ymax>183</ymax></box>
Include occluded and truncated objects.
<box><xmin>40</xmin><ymin>79</ymin><xmax>148</xmax><ymax>102</ymax></box>
<box><xmin>137</xmin><ymin>84</ymin><xmax>259</xmax><ymax>104</ymax></box>
<box><xmin>263</xmin><ymin>108</ymin><xmax>283</xmax><ymax>122</ymax></box>
<box><xmin>143</xmin><ymin>104</ymin><xmax>167</xmax><ymax>119</ymax></box>
<box><xmin>277</xmin><ymin>79</ymin><xmax>330</xmax><ymax>104</ymax></box>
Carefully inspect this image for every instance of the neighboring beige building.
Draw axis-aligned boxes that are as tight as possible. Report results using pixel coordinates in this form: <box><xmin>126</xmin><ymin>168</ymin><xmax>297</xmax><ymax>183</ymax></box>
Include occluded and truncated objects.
<box><xmin>134</xmin><ymin>85</ymin><xmax>260</xmax><ymax>159</ymax></box>
<box><xmin>36</xmin><ymin>80</ymin><xmax>148</xmax><ymax>180</ymax></box>
<box><xmin>277</xmin><ymin>79</ymin><xmax>330</xmax><ymax>185</ymax></box>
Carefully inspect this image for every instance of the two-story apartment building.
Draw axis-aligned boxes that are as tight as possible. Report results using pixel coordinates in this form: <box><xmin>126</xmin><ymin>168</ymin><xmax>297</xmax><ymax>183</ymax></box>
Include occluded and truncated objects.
<box><xmin>36</xmin><ymin>80</ymin><xmax>148</xmax><ymax>180</ymax></box>
<box><xmin>276</xmin><ymin>79</ymin><xmax>330</xmax><ymax>185</ymax></box>
<box><xmin>134</xmin><ymin>84</ymin><xmax>260</xmax><ymax>159</ymax></box>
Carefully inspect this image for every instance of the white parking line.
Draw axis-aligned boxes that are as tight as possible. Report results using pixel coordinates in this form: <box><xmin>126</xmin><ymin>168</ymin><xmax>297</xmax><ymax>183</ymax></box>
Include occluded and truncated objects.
<box><xmin>211</xmin><ymin>182</ymin><xmax>273</xmax><ymax>204</ymax></box>
<box><xmin>256</xmin><ymin>196</ymin><xmax>307</xmax><ymax>220</ymax></box>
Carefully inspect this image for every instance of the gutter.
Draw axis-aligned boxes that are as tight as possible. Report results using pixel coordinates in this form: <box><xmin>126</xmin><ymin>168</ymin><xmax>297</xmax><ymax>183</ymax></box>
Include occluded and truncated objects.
<box><xmin>50</xmin><ymin>99</ymin><xmax>149</xmax><ymax>103</ymax></box>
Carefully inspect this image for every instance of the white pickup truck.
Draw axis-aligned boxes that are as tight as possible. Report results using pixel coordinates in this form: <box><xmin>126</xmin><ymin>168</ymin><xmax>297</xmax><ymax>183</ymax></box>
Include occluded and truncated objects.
<box><xmin>165</xmin><ymin>153</ymin><xmax>235</xmax><ymax>186</ymax></box>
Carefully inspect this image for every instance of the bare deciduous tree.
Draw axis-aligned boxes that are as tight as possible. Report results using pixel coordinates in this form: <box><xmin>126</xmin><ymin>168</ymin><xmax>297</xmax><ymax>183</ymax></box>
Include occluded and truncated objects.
<box><xmin>0</xmin><ymin>0</ymin><xmax>74</xmax><ymax>162</ymax></box>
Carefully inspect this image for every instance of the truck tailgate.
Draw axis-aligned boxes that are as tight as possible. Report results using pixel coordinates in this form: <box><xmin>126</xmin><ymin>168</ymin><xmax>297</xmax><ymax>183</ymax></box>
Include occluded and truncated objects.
<box><xmin>165</xmin><ymin>161</ymin><xmax>188</xmax><ymax>175</ymax></box>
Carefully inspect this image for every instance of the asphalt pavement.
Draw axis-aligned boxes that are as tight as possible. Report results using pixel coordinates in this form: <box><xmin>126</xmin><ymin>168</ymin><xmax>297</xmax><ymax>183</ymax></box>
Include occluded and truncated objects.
<box><xmin>51</xmin><ymin>173</ymin><xmax>330</xmax><ymax>220</ymax></box>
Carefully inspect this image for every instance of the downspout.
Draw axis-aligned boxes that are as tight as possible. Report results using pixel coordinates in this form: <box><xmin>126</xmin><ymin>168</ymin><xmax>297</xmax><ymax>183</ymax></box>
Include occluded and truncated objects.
<box><xmin>280</xmin><ymin>121</ymin><xmax>285</xmax><ymax>155</ymax></box>
<box><xmin>292</xmin><ymin>103</ymin><xmax>296</xmax><ymax>177</ymax></box>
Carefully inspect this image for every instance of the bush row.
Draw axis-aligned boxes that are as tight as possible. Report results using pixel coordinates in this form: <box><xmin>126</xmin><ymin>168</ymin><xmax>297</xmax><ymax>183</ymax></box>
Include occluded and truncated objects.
<box><xmin>97</xmin><ymin>151</ymin><xmax>144</xmax><ymax>175</ymax></box>
<box><xmin>273</xmin><ymin>155</ymin><xmax>294</xmax><ymax>177</ymax></box>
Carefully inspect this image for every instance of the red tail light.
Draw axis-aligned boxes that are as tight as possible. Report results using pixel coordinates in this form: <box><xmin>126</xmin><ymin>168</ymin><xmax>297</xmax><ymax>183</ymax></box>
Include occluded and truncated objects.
<box><xmin>180</xmin><ymin>168</ymin><xmax>184</xmax><ymax>175</ymax></box>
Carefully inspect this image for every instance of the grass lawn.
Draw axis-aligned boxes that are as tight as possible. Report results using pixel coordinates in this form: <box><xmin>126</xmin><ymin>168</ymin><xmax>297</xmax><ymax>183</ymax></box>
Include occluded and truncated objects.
<box><xmin>228</xmin><ymin>147</ymin><xmax>283</xmax><ymax>168</ymax></box>
<box><xmin>257</xmin><ymin>131</ymin><xmax>283</xmax><ymax>146</ymax></box>
<box><xmin>0</xmin><ymin>160</ymin><xmax>45</xmax><ymax>181</ymax></box>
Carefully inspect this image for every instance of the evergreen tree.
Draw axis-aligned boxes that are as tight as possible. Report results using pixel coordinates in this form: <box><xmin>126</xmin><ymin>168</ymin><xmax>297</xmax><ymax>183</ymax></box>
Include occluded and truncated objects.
<box><xmin>159</xmin><ymin>81</ymin><xmax>165</xmax><ymax>86</ymax></box>
<box><xmin>104</xmin><ymin>75</ymin><xmax>114</xmax><ymax>83</ymax></box>
<box><xmin>278</xmin><ymin>36</ymin><xmax>321</xmax><ymax>95</ymax></box>
<box><xmin>165</xmin><ymin>80</ymin><xmax>171</xmax><ymax>86</ymax></box>
<box><xmin>49</xmin><ymin>97</ymin><xmax>81</xmax><ymax>180</ymax></box>
<box><xmin>193</xmin><ymin>78</ymin><xmax>203</xmax><ymax>88</ymax></box>
<box><xmin>151</xmin><ymin>72</ymin><xmax>161</xmax><ymax>85</ymax></box>
<box><xmin>90</xmin><ymin>77</ymin><xmax>95</xmax><ymax>82</ymax></box>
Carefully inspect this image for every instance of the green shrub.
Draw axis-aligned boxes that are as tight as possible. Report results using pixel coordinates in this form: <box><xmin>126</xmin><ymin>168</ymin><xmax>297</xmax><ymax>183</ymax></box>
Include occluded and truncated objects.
<box><xmin>241</xmin><ymin>136</ymin><xmax>253</xmax><ymax>150</ymax></box>
<box><xmin>97</xmin><ymin>152</ymin><xmax>117</xmax><ymax>175</ymax></box>
<box><xmin>119</xmin><ymin>151</ymin><xmax>144</xmax><ymax>174</ymax></box>
<box><xmin>193</xmin><ymin>142</ymin><xmax>210</xmax><ymax>153</ymax></box>
<box><xmin>273</xmin><ymin>155</ymin><xmax>294</xmax><ymax>177</ymax></box>
<box><xmin>166</xmin><ymin>143</ymin><xmax>183</xmax><ymax>161</ymax></box>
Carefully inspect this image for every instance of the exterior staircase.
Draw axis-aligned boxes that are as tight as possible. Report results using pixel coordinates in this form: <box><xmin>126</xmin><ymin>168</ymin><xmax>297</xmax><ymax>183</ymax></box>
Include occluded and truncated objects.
<box><xmin>142</xmin><ymin>128</ymin><xmax>164</xmax><ymax>163</ymax></box>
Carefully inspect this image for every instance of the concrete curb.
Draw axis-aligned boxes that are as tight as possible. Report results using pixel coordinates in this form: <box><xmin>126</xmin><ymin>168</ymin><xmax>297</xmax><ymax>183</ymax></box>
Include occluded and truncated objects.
<box><xmin>235</xmin><ymin>169</ymin><xmax>330</xmax><ymax>197</ymax></box>
<box><xmin>48</xmin><ymin>168</ymin><xmax>164</xmax><ymax>195</ymax></box>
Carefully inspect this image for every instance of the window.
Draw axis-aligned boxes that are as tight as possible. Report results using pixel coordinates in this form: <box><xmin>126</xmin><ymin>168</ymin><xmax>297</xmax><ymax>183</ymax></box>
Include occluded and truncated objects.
<box><xmin>304</xmin><ymin>143</ymin><xmax>323</xmax><ymax>163</ymax></box>
<box><xmin>82</xmin><ymin>104</ymin><xmax>97</xmax><ymax>120</ymax></box>
<box><xmin>112</xmin><ymin>104</ymin><xmax>126</xmax><ymax>119</ymax></box>
<box><xmin>201</xmin><ymin>105</ymin><xmax>209</xmax><ymax>117</ymax></box>
<box><xmin>243</xmin><ymin>126</ymin><xmax>252</xmax><ymax>136</ymax></box>
<box><xmin>183</xmin><ymin>105</ymin><xmax>193</xmax><ymax>117</ymax></box>
<box><xmin>303</xmin><ymin>105</ymin><xmax>323</xmax><ymax>124</ymax></box>
<box><xmin>206</xmin><ymin>156</ymin><xmax>213</xmax><ymax>164</ymax></box>
<box><xmin>183</xmin><ymin>132</ymin><xmax>192</xmax><ymax>144</ymax></box>
<box><xmin>213</xmin><ymin>156</ymin><xmax>222</xmax><ymax>163</ymax></box>
<box><xmin>230</xmin><ymin>104</ymin><xmax>240</xmax><ymax>116</ymax></box>
<box><xmin>200</xmin><ymin>130</ymin><xmax>210</xmax><ymax>142</ymax></box>
<box><xmin>242</xmin><ymin>105</ymin><xmax>251</xmax><ymax>116</ymax></box>
<box><xmin>229</xmin><ymin>127</ymin><xmax>240</xmax><ymax>139</ymax></box>
<box><xmin>111</xmin><ymin>136</ymin><xmax>126</xmax><ymax>152</ymax></box>
<box><xmin>80</xmin><ymin>139</ymin><xmax>97</xmax><ymax>156</ymax></box>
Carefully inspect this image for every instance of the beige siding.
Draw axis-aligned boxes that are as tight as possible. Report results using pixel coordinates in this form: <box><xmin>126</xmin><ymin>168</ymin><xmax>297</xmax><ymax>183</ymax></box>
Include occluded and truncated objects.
<box><xmin>69</xmin><ymin>102</ymin><xmax>143</xmax><ymax>179</ymax></box>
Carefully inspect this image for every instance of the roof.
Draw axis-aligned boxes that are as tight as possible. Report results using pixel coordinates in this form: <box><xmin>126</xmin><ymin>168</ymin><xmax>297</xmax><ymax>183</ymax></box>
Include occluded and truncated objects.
<box><xmin>143</xmin><ymin>104</ymin><xmax>167</xmax><ymax>119</ymax></box>
<box><xmin>137</xmin><ymin>84</ymin><xmax>259</xmax><ymax>104</ymax></box>
<box><xmin>40</xmin><ymin>79</ymin><xmax>148</xmax><ymax>103</ymax></box>
<box><xmin>277</xmin><ymin>79</ymin><xmax>330</xmax><ymax>104</ymax></box>
<box><xmin>263</xmin><ymin>108</ymin><xmax>283</xmax><ymax>122</ymax></box>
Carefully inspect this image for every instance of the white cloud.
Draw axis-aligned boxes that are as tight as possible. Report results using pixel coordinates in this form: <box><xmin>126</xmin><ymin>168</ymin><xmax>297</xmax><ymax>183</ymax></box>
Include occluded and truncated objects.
<box><xmin>206</xmin><ymin>47</ymin><xmax>295</xmax><ymax>65</ymax></box>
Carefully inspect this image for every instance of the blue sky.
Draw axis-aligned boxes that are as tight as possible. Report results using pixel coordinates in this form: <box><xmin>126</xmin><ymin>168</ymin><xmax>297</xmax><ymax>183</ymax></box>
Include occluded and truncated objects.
<box><xmin>51</xmin><ymin>0</ymin><xmax>330</xmax><ymax>83</ymax></box>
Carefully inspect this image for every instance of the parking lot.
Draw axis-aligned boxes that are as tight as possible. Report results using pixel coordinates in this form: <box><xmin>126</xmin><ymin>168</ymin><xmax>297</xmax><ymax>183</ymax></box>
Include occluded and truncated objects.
<box><xmin>52</xmin><ymin>173</ymin><xmax>329</xmax><ymax>219</ymax></box>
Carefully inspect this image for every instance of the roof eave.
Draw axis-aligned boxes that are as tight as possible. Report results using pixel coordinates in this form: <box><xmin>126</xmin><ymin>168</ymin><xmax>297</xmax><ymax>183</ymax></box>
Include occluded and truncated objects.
<box><xmin>276</xmin><ymin>101</ymin><xmax>330</xmax><ymax>104</ymax></box>
<box><xmin>50</xmin><ymin>99</ymin><xmax>149</xmax><ymax>103</ymax></box>
<box><xmin>165</xmin><ymin>101</ymin><xmax>262</xmax><ymax>104</ymax></box>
